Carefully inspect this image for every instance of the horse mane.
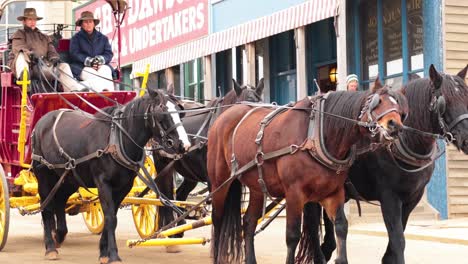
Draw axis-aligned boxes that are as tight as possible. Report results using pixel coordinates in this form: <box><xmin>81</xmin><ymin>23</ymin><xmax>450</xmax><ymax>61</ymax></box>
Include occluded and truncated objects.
<box><xmin>94</xmin><ymin>105</ymin><xmax>118</xmax><ymax>119</ymax></box>
<box><xmin>322</xmin><ymin>90</ymin><xmax>369</xmax><ymax>141</ymax></box>
<box><xmin>404</xmin><ymin>75</ymin><xmax>468</xmax><ymax>131</ymax></box>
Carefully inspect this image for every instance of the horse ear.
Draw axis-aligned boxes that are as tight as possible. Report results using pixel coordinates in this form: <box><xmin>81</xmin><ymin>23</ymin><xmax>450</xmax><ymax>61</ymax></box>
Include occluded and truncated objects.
<box><xmin>371</xmin><ymin>75</ymin><xmax>383</xmax><ymax>93</ymax></box>
<box><xmin>167</xmin><ymin>83</ymin><xmax>175</xmax><ymax>95</ymax></box>
<box><xmin>147</xmin><ymin>87</ymin><xmax>158</xmax><ymax>99</ymax></box>
<box><xmin>232</xmin><ymin>79</ymin><xmax>242</xmax><ymax>96</ymax></box>
<box><xmin>429</xmin><ymin>64</ymin><xmax>443</xmax><ymax>90</ymax></box>
<box><xmin>456</xmin><ymin>64</ymin><xmax>468</xmax><ymax>80</ymax></box>
<box><xmin>256</xmin><ymin>78</ymin><xmax>264</xmax><ymax>96</ymax></box>
<box><xmin>400</xmin><ymin>87</ymin><xmax>406</xmax><ymax>96</ymax></box>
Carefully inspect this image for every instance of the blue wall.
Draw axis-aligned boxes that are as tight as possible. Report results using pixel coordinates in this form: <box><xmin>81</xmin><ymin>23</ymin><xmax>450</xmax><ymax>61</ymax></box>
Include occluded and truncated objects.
<box><xmin>211</xmin><ymin>0</ymin><xmax>307</xmax><ymax>32</ymax></box>
<box><xmin>423</xmin><ymin>0</ymin><xmax>447</xmax><ymax>219</ymax></box>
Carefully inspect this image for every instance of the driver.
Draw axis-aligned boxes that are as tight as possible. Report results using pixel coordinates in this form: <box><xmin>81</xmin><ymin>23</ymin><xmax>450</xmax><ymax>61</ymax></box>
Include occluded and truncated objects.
<box><xmin>8</xmin><ymin>8</ymin><xmax>81</xmax><ymax>92</ymax></box>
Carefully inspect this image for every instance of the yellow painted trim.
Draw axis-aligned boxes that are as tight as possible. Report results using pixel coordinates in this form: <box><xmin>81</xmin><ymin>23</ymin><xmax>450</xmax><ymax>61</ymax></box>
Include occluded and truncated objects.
<box><xmin>135</xmin><ymin>64</ymin><xmax>151</xmax><ymax>97</ymax></box>
<box><xmin>127</xmin><ymin>237</ymin><xmax>209</xmax><ymax>247</ymax></box>
<box><xmin>16</xmin><ymin>67</ymin><xmax>31</xmax><ymax>169</ymax></box>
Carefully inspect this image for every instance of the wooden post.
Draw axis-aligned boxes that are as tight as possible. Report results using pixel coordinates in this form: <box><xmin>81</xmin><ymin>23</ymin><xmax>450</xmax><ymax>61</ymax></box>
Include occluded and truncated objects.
<box><xmin>204</xmin><ymin>55</ymin><xmax>214</xmax><ymax>101</ymax></box>
<box><xmin>336</xmin><ymin>0</ymin><xmax>348</xmax><ymax>91</ymax></box>
<box><xmin>295</xmin><ymin>27</ymin><xmax>307</xmax><ymax>99</ymax></box>
<box><xmin>245</xmin><ymin>42</ymin><xmax>256</xmax><ymax>86</ymax></box>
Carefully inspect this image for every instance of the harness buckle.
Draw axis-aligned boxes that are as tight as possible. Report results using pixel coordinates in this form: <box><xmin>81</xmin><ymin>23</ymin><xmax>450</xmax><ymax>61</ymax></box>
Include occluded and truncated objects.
<box><xmin>65</xmin><ymin>159</ymin><xmax>76</xmax><ymax>170</ymax></box>
<box><xmin>255</xmin><ymin>131</ymin><xmax>264</xmax><ymax>144</ymax></box>
<box><xmin>96</xmin><ymin>149</ymin><xmax>104</xmax><ymax>157</ymax></box>
<box><xmin>255</xmin><ymin>152</ymin><xmax>265</xmax><ymax>166</ymax></box>
<box><xmin>444</xmin><ymin>132</ymin><xmax>454</xmax><ymax>143</ymax></box>
<box><xmin>290</xmin><ymin>144</ymin><xmax>299</xmax><ymax>155</ymax></box>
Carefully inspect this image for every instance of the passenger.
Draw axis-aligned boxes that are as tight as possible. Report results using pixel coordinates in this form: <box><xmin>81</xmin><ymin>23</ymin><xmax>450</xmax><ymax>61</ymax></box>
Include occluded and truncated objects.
<box><xmin>8</xmin><ymin>8</ymin><xmax>81</xmax><ymax>92</ymax></box>
<box><xmin>346</xmin><ymin>74</ymin><xmax>359</xmax><ymax>91</ymax></box>
<box><xmin>70</xmin><ymin>11</ymin><xmax>114</xmax><ymax>92</ymax></box>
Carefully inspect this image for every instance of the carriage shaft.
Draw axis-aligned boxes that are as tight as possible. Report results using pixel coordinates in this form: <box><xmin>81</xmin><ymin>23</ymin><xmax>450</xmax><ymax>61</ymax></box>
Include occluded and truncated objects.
<box><xmin>126</xmin><ymin>237</ymin><xmax>209</xmax><ymax>247</ymax></box>
<box><xmin>122</xmin><ymin>197</ymin><xmax>199</xmax><ymax>208</ymax></box>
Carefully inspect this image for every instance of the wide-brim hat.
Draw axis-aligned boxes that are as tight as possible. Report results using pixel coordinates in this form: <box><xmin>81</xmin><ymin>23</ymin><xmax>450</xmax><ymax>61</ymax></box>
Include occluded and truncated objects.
<box><xmin>75</xmin><ymin>11</ymin><xmax>100</xmax><ymax>27</ymax></box>
<box><xmin>17</xmin><ymin>8</ymin><xmax>43</xmax><ymax>21</ymax></box>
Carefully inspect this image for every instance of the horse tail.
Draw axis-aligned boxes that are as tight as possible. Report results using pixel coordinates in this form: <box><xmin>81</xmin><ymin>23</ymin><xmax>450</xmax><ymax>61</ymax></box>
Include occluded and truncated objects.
<box><xmin>213</xmin><ymin>179</ymin><xmax>243</xmax><ymax>263</ymax></box>
<box><xmin>295</xmin><ymin>202</ymin><xmax>320</xmax><ymax>264</ymax></box>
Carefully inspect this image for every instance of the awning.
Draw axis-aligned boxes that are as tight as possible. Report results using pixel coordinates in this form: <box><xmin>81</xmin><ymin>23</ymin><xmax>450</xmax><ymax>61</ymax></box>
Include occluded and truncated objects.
<box><xmin>131</xmin><ymin>0</ymin><xmax>338</xmax><ymax>77</ymax></box>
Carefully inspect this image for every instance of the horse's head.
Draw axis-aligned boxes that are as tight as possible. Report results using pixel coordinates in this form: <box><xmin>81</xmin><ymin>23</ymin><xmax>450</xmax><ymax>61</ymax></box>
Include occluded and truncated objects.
<box><xmin>458</xmin><ymin>64</ymin><xmax>468</xmax><ymax>86</ymax></box>
<box><xmin>146</xmin><ymin>87</ymin><xmax>191</xmax><ymax>154</ymax></box>
<box><xmin>428</xmin><ymin>64</ymin><xmax>468</xmax><ymax>153</ymax></box>
<box><xmin>359</xmin><ymin>77</ymin><xmax>408</xmax><ymax>142</ymax></box>
<box><xmin>223</xmin><ymin>78</ymin><xmax>264</xmax><ymax>105</ymax></box>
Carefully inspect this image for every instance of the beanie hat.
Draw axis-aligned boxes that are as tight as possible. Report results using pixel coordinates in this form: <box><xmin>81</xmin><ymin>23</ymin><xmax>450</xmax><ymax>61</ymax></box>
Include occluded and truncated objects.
<box><xmin>346</xmin><ymin>74</ymin><xmax>359</xmax><ymax>85</ymax></box>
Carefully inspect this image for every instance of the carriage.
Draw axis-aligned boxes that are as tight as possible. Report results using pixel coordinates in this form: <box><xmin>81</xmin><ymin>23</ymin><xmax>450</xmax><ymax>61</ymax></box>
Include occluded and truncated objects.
<box><xmin>0</xmin><ymin>0</ymin><xmax>208</xmax><ymax>253</ymax></box>
<box><xmin>0</xmin><ymin>1</ymin><xmax>465</xmax><ymax>263</ymax></box>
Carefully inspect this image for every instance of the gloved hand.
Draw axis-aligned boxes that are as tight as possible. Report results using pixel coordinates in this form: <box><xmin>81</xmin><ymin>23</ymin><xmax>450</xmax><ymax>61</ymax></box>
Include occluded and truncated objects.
<box><xmin>91</xmin><ymin>58</ymin><xmax>100</xmax><ymax>70</ymax></box>
<box><xmin>29</xmin><ymin>52</ymin><xmax>39</xmax><ymax>63</ymax></box>
<box><xmin>91</xmin><ymin>57</ymin><xmax>100</xmax><ymax>69</ymax></box>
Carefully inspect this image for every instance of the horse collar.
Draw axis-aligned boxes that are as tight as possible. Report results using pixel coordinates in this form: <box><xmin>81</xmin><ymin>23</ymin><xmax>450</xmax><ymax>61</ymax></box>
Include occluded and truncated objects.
<box><xmin>106</xmin><ymin>110</ymin><xmax>144</xmax><ymax>171</ymax></box>
<box><xmin>388</xmin><ymin>136</ymin><xmax>443</xmax><ymax>172</ymax></box>
<box><xmin>303</xmin><ymin>94</ymin><xmax>356</xmax><ymax>173</ymax></box>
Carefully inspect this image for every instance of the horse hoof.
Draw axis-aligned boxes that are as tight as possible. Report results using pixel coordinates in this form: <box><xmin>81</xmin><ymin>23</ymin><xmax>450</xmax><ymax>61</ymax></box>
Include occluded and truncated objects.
<box><xmin>45</xmin><ymin>250</ymin><xmax>59</xmax><ymax>260</ymax></box>
<box><xmin>166</xmin><ymin>245</ymin><xmax>181</xmax><ymax>253</ymax></box>
<box><xmin>99</xmin><ymin>257</ymin><xmax>109</xmax><ymax>264</ymax></box>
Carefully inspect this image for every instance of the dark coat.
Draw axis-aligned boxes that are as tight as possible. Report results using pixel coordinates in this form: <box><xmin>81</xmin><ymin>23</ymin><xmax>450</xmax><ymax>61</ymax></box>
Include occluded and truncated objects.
<box><xmin>69</xmin><ymin>29</ymin><xmax>113</xmax><ymax>78</ymax></box>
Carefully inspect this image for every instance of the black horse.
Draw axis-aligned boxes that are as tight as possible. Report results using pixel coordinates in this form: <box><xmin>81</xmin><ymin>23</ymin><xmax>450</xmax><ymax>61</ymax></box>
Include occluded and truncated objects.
<box><xmin>299</xmin><ymin>64</ymin><xmax>468</xmax><ymax>264</ymax></box>
<box><xmin>31</xmin><ymin>88</ymin><xmax>190</xmax><ymax>263</ymax></box>
<box><xmin>152</xmin><ymin>79</ymin><xmax>264</xmax><ymax>250</ymax></box>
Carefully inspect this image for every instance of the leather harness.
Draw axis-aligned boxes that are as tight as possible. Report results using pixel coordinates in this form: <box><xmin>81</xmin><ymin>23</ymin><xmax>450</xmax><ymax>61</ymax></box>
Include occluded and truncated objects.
<box><xmin>228</xmin><ymin>94</ymin><xmax>382</xmax><ymax>216</ymax></box>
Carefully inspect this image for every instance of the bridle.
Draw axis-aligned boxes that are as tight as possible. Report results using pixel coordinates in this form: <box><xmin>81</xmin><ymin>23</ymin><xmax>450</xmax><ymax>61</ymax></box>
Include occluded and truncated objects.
<box><xmin>429</xmin><ymin>75</ymin><xmax>468</xmax><ymax>143</ymax></box>
<box><xmin>358</xmin><ymin>90</ymin><xmax>401</xmax><ymax>139</ymax></box>
<box><xmin>145</xmin><ymin>96</ymin><xmax>185</xmax><ymax>149</ymax></box>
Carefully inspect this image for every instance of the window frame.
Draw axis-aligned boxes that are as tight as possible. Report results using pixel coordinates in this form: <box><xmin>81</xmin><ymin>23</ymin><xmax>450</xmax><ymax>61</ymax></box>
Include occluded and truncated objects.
<box><xmin>351</xmin><ymin>0</ymin><xmax>424</xmax><ymax>89</ymax></box>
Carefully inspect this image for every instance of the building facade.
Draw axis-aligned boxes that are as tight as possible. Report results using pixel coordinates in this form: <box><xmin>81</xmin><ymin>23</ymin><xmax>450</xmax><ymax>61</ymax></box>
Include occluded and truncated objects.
<box><xmin>69</xmin><ymin>0</ymin><xmax>462</xmax><ymax>219</ymax></box>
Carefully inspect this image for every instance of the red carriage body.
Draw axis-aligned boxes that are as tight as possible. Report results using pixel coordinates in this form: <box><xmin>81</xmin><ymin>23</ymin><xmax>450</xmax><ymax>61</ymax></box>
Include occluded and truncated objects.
<box><xmin>0</xmin><ymin>71</ymin><xmax>136</xmax><ymax>181</ymax></box>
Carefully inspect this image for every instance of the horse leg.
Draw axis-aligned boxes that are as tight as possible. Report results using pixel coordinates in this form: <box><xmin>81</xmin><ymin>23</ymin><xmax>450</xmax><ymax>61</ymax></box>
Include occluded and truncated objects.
<box><xmin>243</xmin><ymin>192</ymin><xmax>264</xmax><ymax>264</ymax></box>
<box><xmin>296</xmin><ymin>202</ymin><xmax>327</xmax><ymax>264</ymax></box>
<box><xmin>321</xmin><ymin>188</ymin><xmax>347</xmax><ymax>264</ymax></box>
<box><xmin>284</xmin><ymin>192</ymin><xmax>304</xmax><ymax>264</ymax></box>
<box><xmin>36</xmin><ymin>168</ymin><xmax>60</xmax><ymax>260</ymax></box>
<box><xmin>54</xmin><ymin>186</ymin><xmax>75</xmax><ymax>248</ymax></box>
<box><xmin>401</xmin><ymin>191</ymin><xmax>425</xmax><ymax>231</ymax></box>
<box><xmin>380</xmin><ymin>191</ymin><xmax>405</xmax><ymax>264</ymax></box>
<box><xmin>175</xmin><ymin>179</ymin><xmax>198</xmax><ymax>202</ymax></box>
<box><xmin>96</xmin><ymin>182</ymin><xmax>122</xmax><ymax>264</ymax></box>
<box><xmin>321</xmin><ymin>207</ymin><xmax>337</xmax><ymax>261</ymax></box>
<box><xmin>155</xmin><ymin>166</ymin><xmax>184</xmax><ymax>253</ymax></box>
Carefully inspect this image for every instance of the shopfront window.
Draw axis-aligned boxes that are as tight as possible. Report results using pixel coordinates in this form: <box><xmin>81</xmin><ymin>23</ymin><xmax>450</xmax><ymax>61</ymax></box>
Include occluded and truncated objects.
<box><xmin>184</xmin><ymin>58</ymin><xmax>204</xmax><ymax>102</ymax></box>
<box><xmin>352</xmin><ymin>0</ymin><xmax>424</xmax><ymax>89</ymax></box>
<box><xmin>359</xmin><ymin>0</ymin><xmax>378</xmax><ymax>84</ymax></box>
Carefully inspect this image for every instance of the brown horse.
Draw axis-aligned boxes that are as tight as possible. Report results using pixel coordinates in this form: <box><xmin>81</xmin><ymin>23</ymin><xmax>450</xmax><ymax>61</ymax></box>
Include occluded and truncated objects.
<box><xmin>207</xmin><ymin>80</ymin><xmax>408</xmax><ymax>264</ymax></box>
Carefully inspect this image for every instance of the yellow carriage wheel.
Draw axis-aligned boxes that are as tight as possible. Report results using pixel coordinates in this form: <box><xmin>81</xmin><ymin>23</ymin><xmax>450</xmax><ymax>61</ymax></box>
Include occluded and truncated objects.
<box><xmin>131</xmin><ymin>156</ymin><xmax>160</xmax><ymax>238</ymax></box>
<box><xmin>82</xmin><ymin>201</ymin><xmax>104</xmax><ymax>234</ymax></box>
<box><xmin>0</xmin><ymin>165</ymin><xmax>10</xmax><ymax>251</ymax></box>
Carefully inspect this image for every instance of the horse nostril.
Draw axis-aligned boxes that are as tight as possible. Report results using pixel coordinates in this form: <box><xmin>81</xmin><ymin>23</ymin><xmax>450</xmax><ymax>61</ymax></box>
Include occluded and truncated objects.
<box><xmin>387</xmin><ymin>119</ymin><xmax>400</xmax><ymax>135</ymax></box>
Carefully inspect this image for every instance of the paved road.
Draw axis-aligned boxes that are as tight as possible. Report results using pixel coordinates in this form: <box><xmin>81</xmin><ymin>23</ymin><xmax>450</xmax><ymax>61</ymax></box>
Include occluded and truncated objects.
<box><xmin>1</xmin><ymin>209</ymin><xmax>468</xmax><ymax>263</ymax></box>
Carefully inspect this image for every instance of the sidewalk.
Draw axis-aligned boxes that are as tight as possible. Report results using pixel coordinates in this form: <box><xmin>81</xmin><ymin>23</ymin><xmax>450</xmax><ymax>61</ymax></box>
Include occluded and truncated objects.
<box><xmin>349</xmin><ymin>218</ymin><xmax>468</xmax><ymax>246</ymax></box>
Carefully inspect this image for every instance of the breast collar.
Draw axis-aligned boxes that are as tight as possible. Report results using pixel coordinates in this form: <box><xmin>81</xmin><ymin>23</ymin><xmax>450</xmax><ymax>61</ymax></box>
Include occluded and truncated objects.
<box><xmin>388</xmin><ymin>135</ymin><xmax>440</xmax><ymax>169</ymax></box>
<box><xmin>301</xmin><ymin>93</ymin><xmax>356</xmax><ymax>173</ymax></box>
<box><xmin>106</xmin><ymin>106</ymin><xmax>144</xmax><ymax>171</ymax></box>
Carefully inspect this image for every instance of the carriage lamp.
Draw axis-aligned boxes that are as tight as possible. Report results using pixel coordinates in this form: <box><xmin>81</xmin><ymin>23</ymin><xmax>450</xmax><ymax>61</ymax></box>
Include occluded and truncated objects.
<box><xmin>329</xmin><ymin>67</ymin><xmax>338</xmax><ymax>84</ymax></box>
